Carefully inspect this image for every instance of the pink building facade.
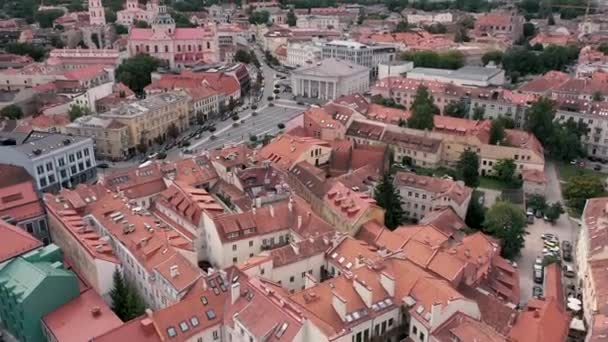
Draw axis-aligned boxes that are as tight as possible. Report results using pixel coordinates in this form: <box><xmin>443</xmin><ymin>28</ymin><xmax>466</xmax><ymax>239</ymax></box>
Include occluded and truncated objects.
<box><xmin>127</xmin><ymin>6</ymin><xmax>220</xmax><ymax>69</ymax></box>
<box><xmin>88</xmin><ymin>0</ymin><xmax>106</xmax><ymax>26</ymax></box>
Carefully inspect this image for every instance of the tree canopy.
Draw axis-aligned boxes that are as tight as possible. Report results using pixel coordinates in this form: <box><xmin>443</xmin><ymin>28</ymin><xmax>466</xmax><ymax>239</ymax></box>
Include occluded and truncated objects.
<box><xmin>483</xmin><ymin>201</ymin><xmax>527</xmax><ymax>260</ymax></box>
<box><xmin>481</xmin><ymin>50</ymin><xmax>503</xmax><ymax>66</ymax></box>
<box><xmin>465</xmin><ymin>191</ymin><xmax>485</xmax><ymax>230</ymax></box>
<box><xmin>525</xmin><ymin>97</ymin><xmax>555</xmax><ymax>147</ymax></box>
<box><xmin>35</xmin><ymin>9</ymin><xmax>64</xmax><ymax>28</ymax></box>
<box><xmin>249</xmin><ymin>10</ymin><xmax>270</xmax><ymax>25</ymax></box>
<box><xmin>5</xmin><ymin>42</ymin><xmax>46</xmax><ymax>61</ymax></box>
<box><xmin>287</xmin><ymin>9</ymin><xmax>297</xmax><ymax>26</ymax></box>
<box><xmin>68</xmin><ymin>105</ymin><xmax>91</xmax><ymax>122</ymax></box>
<box><xmin>115</xmin><ymin>54</ymin><xmax>161</xmax><ymax>94</ymax></box>
<box><xmin>492</xmin><ymin>159</ymin><xmax>517</xmax><ymax>186</ymax></box>
<box><xmin>0</xmin><ymin>105</ymin><xmax>23</xmax><ymax>120</ymax></box>
<box><xmin>489</xmin><ymin>119</ymin><xmax>505</xmax><ymax>145</ymax></box>
<box><xmin>234</xmin><ymin>49</ymin><xmax>252</xmax><ymax>64</ymax></box>
<box><xmin>457</xmin><ymin>150</ymin><xmax>480</xmax><ymax>188</ymax></box>
<box><xmin>408</xmin><ymin>86</ymin><xmax>435</xmax><ymax>130</ymax></box>
<box><xmin>400</xmin><ymin>50</ymin><xmax>465</xmax><ymax>70</ymax></box>
<box><xmin>443</xmin><ymin>100</ymin><xmax>467</xmax><ymax>118</ymax></box>
<box><xmin>564</xmin><ymin>174</ymin><xmax>604</xmax><ymax>213</ymax></box>
<box><xmin>374</xmin><ymin>173</ymin><xmax>405</xmax><ymax>229</ymax></box>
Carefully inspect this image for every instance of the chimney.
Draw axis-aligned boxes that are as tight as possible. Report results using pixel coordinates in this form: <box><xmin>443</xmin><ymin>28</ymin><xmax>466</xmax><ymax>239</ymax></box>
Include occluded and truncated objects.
<box><xmin>269</xmin><ymin>205</ymin><xmax>275</xmax><ymax>218</ymax></box>
<box><xmin>353</xmin><ymin>279</ymin><xmax>373</xmax><ymax>308</ymax></box>
<box><xmin>291</xmin><ymin>241</ymin><xmax>300</xmax><ymax>255</ymax></box>
<box><xmin>379</xmin><ymin>271</ymin><xmax>395</xmax><ymax>297</ymax></box>
<box><xmin>331</xmin><ymin>291</ymin><xmax>347</xmax><ymax>321</ymax></box>
<box><xmin>288</xmin><ymin>196</ymin><xmax>294</xmax><ymax>212</ymax></box>
<box><xmin>231</xmin><ymin>282</ymin><xmax>240</xmax><ymax>304</ymax></box>
<box><xmin>297</xmin><ymin>215</ymin><xmax>302</xmax><ymax>229</ymax></box>
<box><xmin>90</xmin><ymin>306</ymin><xmax>102</xmax><ymax>317</ymax></box>
<box><xmin>170</xmin><ymin>265</ymin><xmax>179</xmax><ymax>278</ymax></box>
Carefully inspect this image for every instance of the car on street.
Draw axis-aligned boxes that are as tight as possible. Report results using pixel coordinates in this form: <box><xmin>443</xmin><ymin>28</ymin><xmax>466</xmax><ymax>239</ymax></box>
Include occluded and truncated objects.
<box><xmin>534</xmin><ymin>268</ymin><xmax>544</xmax><ymax>284</ymax></box>
<box><xmin>156</xmin><ymin>152</ymin><xmax>167</xmax><ymax>160</ymax></box>
<box><xmin>526</xmin><ymin>208</ymin><xmax>534</xmax><ymax>216</ymax></box>
<box><xmin>533</xmin><ymin>285</ymin><xmax>543</xmax><ymax>298</ymax></box>
<box><xmin>195</xmin><ymin>134</ymin><xmax>201</xmax><ymax>139</ymax></box>
<box><xmin>541</xmin><ymin>233</ymin><xmax>557</xmax><ymax>241</ymax></box>
<box><xmin>535</xmin><ymin>210</ymin><xmax>543</xmax><ymax>218</ymax></box>
<box><xmin>544</xmin><ymin>240</ymin><xmax>558</xmax><ymax>248</ymax></box>
<box><xmin>96</xmin><ymin>163</ymin><xmax>109</xmax><ymax>169</ymax></box>
<box><xmin>562</xmin><ymin>241</ymin><xmax>573</xmax><ymax>261</ymax></box>
<box><xmin>534</xmin><ymin>257</ymin><xmax>543</xmax><ymax>271</ymax></box>
<box><xmin>594</xmin><ymin>164</ymin><xmax>602</xmax><ymax>171</ymax></box>
<box><xmin>564</xmin><ymin>265</ymin><xmax>576</xmax><ymax>278</ymax></box>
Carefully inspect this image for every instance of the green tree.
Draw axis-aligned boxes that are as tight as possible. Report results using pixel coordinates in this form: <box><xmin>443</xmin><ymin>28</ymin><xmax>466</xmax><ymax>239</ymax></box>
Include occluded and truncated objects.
<box><xmin>539</xmin><ymin>45</ymin><xmax>580</xmax><ymax>72</ymax></box>
<box><xmin>401</xmin><ymin>50</ymin><xmax>465</xmax><ymax>70</ymax></box>
<box><xmin>481</xmin><ymin>50</ymin><xmax>504</xmax><ymax>66</ymax></box>
<box><xmin>472</xmin><ymin>106</ymin><xmax>484</xmax><ymax>120</ymax></box>
<box><xmin>374</xmin><ymin>173</ymin><xmax>405</xmax><ymax>229</ymax></box>
<box><xmin>598</xmin><ymin>43</ymin><xmax>608</xmax><ymax>55</ymax></box>
<box><xmin>549</xmin><ymin>123</ymin><xmax>586</xmax><ymax>161</ymax></box>
<box><xmin>465</xmin><ymin>191</ymin><xmax>485</xmax><ymax>230</ymax></box>
<box><xmin>105</xmin><ymin>9</ymin><xmax>117</xmax><ymax>23</ymax></box>
<box><xmin>114</xmin><ymin>23</ymin><xmax>128</xmax><ymax>35</ymax></box>
<box><xmin>68</xmin><ymin>104</ymin><xmax>91</xmax><ymax>122</ymax></box>
<box><xmin>408</xmin><ymin>86</ymin><xmax>435</xmax><ymax>130</ymax></box>
<box><xmin>444</xmin><ymin>100</ymin><xmax>467</xmax><ymax>118</ymax></box>
<box><xmin>544</xmin><ymin>202</ymin><xmax>564</xmax><ymax>223</ymax></box>
<box><xmin>0</xmin><ymin>105</ymin><xmax>23</xmax><ymax>120</ymax></box>
<box><xmin>125</xmin><ymin>283</ymin><xmax>146</xmax><ymax>320</ymax></box>
<box><xmin>502</xmin><ymin>46</ymin><xmax>542</xmax><ymax>77</ymax></box>
<box><xmin>167</xmin><ymin>123</ymin><xmax>179</xmax><ymax>140</ymax></box>
<box><xmin>489</xmin><ymin>119</ymin><xmax>505</xmax><ymax>145</ymax></box>
<box><xmin>67</xmin><ymin>0</ymin><xmax>84</xmax><ymax>12</ymax></box>
<box><xmin>234</xmin><ymin>49</ymin><xmax>252</xmax><ymax>64</ymax></box>
<box><xmin>287</xmin><ymin>9</ymin><xmax>297</xmax><ymax>27</ymax></box>
<box><xmin>425</xmin><ymin>22</ymin><xmax>447</xmax><ymax>34</ymax></box>
<box><xmin>35</xmin><ymin>9</ymin><xmax>64</xmax><ymax>28</ymax></box>
<box><xmin>249</xmin><ymin>10</ymin><xmax>270</xmax><ymax>25</ymax></box>
<box><xmin>454</xmin><ymin>26</ymin><xmax>470</xmax><ymax>43</ymax></box>
<box><xmin>458</xmin><ymin>150</ymin><xmax>480</xmax><ymax>188</ymax></box>
<box><xmin>5</xmin><ymin>42</ymin><xmax>46</xmax><ymax>61</ymax></box>
<box><xmin>564</xmin><ymin>174</ymin><xmax>604</xmax><ymax>213</ymax></box>
<box><xmin>170</xmin><ymin>10</ymin><xmax>195</xmax><ymax>28</ymax></box>
<box><xmin>523</xmin><ymin>22</ymin><xmax>536</xmax><ymax>38</ymax></box>
<box><xmin>394</xmin><ymin>20</ymin><xmax>409</xmax><ymax>33</ymax></box>
<box><xmin>115</xmin><ymin>54</ymin><xmax>161</xmax><ymax>94</ymax></box>
<box><xmin>525</xmin><ymin>97</ymin><xmax>555</xmax><ymax>146</ymax></box>
<box><xmin>134</xmin><ymin>20</ymin><xmax>149</xmax><ymax>28</ymax></box>
<box><xmin>483</xmin><ymin>201</ymin><xmax>527</xmax><ymax>259</ymax></box>
<box><xmin>527</xmin><ymin>194</ymin><xmax>547</xmax><ymax>212</ymax></box>
<box><xmin>593</xmin><ymin>91</ymin><xmax>604</xmax><ymax>102</ymax></box>
<box><xmin>110</xmin><ymin>269</ymin><xmax>129</xmax><ymax>321</ymax></box>
<box><xmin>492</xmin><ymin>159</ymin><xmax>516</xmax><ymax>185</ymax></box>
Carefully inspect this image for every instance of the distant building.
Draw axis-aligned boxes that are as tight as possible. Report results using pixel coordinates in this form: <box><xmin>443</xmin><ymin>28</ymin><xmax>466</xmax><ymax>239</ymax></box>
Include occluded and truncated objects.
<box><xmin>286</xmin><ymin>41</ymin><xmax>323</xmax><ymax>68</ymax></box>
<box><xmin>88</xmin><ymin>0</ymin><xmax>106</xmax><ymax>26</ymax></box>
<box><xmin>321</xmin><ymin>40</ymin><xmax>397</xmax><ymax>78</ymax></box>
<box><xmin>407</xmin><ymin>65</ymin><xmax>505</xmax><ymax>87</ymax></box>
<box><xmin>473</xmin><ymin>11</ymin><xmax>524</xmax><ymax>41</ymax></box>
<box><xmin>377</xmin><ymin>60</ymin><xmax>413</xmax><ymax>80</ymax></box>
<box><xmin>0</xmin><ymin>164</ymin><xmax>49</xmax><ymax>243</ymax></box>
<box><xmin>0</xmin><ymin>131</ymin><xmax>97</xmax><ymax>193</ymax></box>
<box><xmin>65</xmin><ymin>116</ymin><xmax>131</xmax><ymax>161</ymax></box>
<box><xmin>117</xmin><ymin>0</ymin><xmax>159</xmax><ymax>26</ymax></box>
<box><xmin>291</xmin><ymin>58</ymin><xmax>370</xmax><ymax>100</ymax></box>
<box><xmin>127</xmin><ymin>5</ymin><xmax>219</xmax><ymax>69</ymax></box>
<box><xmin>0</xmin><ymin>244</ymin><xmax>79</xmax><ymax>342</ymax></box>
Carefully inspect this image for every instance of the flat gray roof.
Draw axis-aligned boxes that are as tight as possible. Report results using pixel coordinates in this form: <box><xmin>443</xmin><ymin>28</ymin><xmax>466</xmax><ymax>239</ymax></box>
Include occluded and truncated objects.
<box><xmin>0</xmin><ymin>131</ymin><xmax>90</xmax><ymax>159</ymax></box>
<box><xmin>293</xmin><ymin>58</ymin><xmax>369</xmax><ymax>77</ymax></box>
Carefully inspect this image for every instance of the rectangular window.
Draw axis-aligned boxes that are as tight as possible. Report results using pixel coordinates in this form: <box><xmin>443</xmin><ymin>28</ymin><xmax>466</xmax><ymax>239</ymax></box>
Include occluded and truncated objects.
<box><xmin>58</xmin><ymin>158</ymin><xmax>65</xmax><ymax>166</ymax></box>
<box><xmin>388</xmin><ymin>318</ymin><xmax>394</xmax><ymax>327</ymax></box>
<box><xmin>76</xmin><ymin>151</ymin><xmax>82</xmax><ymax>159</ymax></box>
<box><xmin>84</xmin><ymin>148</ymin><xmax>90</xmax><ymax>156</ymax></box>
<box><xmin>86</xmin><ymin>160</ymin><xmax>91</xmax><ymax>168</ymax></box>
<box><xmin>48</xmin><ymin>174</ymin><xmax>55</xmax><ymax>183</ymax></box>
<box><xmin>78</xmin><ymin>163</ymin><xmax>84</xmax><ymax>171</ymax></box>
<box><xmin>232</xmin><ymin>257</ymin><xmax>237</xmax><ymax>263</ymax></box>
<box><xmin>60</xmin><ymin>170</ymin><xmax>67</xmax><ymax>179</ymax></box>
<box><xmin>37</xmin><ymin>165</ymin><xmax>44</xmax><ymax>175</ymax></box>
<box><xmin>71</xmin><ymin>165</ymin><xmax>77</xmax><ymax>174</ymax></box>
<box><xmin>249</xmin><ymin>240</ymin><xmax>253</xmax><ymax>247</ymax></box>
<box><xmin>39</xmin><ymin>220</ymin><xmax>47</xmax><ymax>232</ymax></box>
<box><xmin>39</xmin><ymin>177</ymin><xmax>47</xmax><ymax>187</ymax></box>
<box><xmin>232</xmin><ymin>244</ymin><xmax>237</xmax><ymax>251</ymax></box>
<box><xmin>46</xmin><ymin>162</ymin><xmax>53</xmax><ymax>171</ymax></box>
<box><xmin>69</xmin><ymin>154</ymin><xmax>75</xmax><ymax>163</ymax></box>
<box><xmin>381</xmin><ymin>321</ymin><xmax>387</xmax><ymax>334</ymax></box>
<box><xmin>26</xmin><ymin>223</ymin><xmax>34</xmax><ymax>233</ymax></box>
<box><xmin>213</xmin><ymin>331</ymin><xmax>219</xmax><ymax>340</ymax></box>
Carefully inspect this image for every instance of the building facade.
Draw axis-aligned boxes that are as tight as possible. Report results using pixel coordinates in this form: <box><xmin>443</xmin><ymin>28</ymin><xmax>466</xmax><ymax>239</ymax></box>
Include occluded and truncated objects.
<box><xmin>65</xmin><ymin>116</ymin><xmax>131</xmax><ymax>161</ymax></box>
<box><xmin>321</xmin><ymin>40</ymin><xmax>396</xmax><ymax>78</ymax></box>
<box><xmin>127</xmin><ymin>5</ymin><xmax>219</xmax><ymax>69</ymax></box>
<box><xmin>286</xmin><ymin>41</ymin><xmax>323</xmax><ymax>68</ymax></box>
<box><xmin>0</xmin><ymin>131</ymin><xmax>97</xmax><ymax>193</ymax></box>
<box><xmin>292</xmin><ymin>58</ymin><xmax>370</xmax><ymax>100</ymax></box>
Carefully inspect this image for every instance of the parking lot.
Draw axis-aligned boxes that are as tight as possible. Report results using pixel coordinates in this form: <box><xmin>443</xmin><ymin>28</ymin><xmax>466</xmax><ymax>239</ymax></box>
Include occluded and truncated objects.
<box><xmin>516</xmin><ymin>161</ymin><xmax>579</xmax><ymax>305</ymax></box>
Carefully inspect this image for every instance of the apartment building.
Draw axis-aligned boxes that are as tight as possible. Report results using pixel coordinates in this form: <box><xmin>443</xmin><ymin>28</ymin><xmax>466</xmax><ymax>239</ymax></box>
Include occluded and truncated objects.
<box><xmin>321</xmin><ymin>40</ymin><xmax>396</xmax><ymax>78</ymax></box>
<box><xmin>0</xmin><ymin>131</ymin><xmax>96</xmax><ymax>193</ymax></box>
<box><xmin>46</xmin><ymin>184</ymin><xmax>202</xmax><ymax>310</ymax></box>
<box><xmin>555</xmin><ymin>100</ymin><xmax>608</xmax><ymax>160</ymax></box>
<box><xmin>0</xmin><ymin>164</ymin><xmax>49</xmax><ymax>243</ymax></box>
<box><xmin>473</xmin><ymin>11</ymin><xmax>524</xmax><ymax>41</ymax></box>
<box><xmin>65</xmin><ymin>116</ymin><xmax>131</xmax><ymax>161</ymax></box>
<box><xmin>577</xmin><ymin>197</ymin><xmax>608</xmax><ymax>339</ymax></box>
<box><xmin>259</xmin><ymin>134</ymin><xmax>332</xmax><ymax>170</ymax></box>
<box><xmin>99</xmin><ymin>91</ymin><xmax>191</xmax><ymax>153</ymax></box>
<box><xmin>296</xmin><ymin>14</ymin><xmax>339</xmax><ymax>30</ymax></box>
<box><xmin>43</xmin><ymin>191</ymin><xmax>120</xmax><ymax>299</ymax></box>
<box><xmin>394</xmin><ymin>171</ymin><xmax>472</xmax><ymax>220</ymax></box>
<box><xmin>286</xmin><ymin>40</ymin><xmax>323</xmax><ymax>67</ymax></box>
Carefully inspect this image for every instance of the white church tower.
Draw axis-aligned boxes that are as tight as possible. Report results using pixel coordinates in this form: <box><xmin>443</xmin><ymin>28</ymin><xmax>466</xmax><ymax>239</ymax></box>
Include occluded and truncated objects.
<box><xmin>88</xmin><ymin>0</ymin><xmax>106</xmax><ymax>26</ymax></box>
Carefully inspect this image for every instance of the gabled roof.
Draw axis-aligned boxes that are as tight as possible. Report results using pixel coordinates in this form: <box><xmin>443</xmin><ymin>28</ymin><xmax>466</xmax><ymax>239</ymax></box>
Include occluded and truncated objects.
<box><xmin>0</xmin><ymin>219</ymin><xmax>42</xmax><ymax>262</ymax></box>
<box><xmin>509</xmin><ymin>298</ymin><xmax>570</xmax><ymax>342</ymax></box>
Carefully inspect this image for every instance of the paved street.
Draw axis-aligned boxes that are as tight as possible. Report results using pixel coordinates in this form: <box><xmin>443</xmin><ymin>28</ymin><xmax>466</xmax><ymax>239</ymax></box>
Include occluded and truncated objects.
<box><xmin>516</xmin><ymin>161</ymin><xmax>579</xmax><ymax>305</ymax></box>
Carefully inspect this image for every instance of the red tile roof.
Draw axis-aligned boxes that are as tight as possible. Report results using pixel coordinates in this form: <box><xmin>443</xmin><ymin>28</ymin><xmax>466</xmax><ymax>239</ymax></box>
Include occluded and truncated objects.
<box><xmin>324</xmin><ymin>181</ymin><xmax>380</xmax><ymax>225</ymax></box>
<box><xmin>269</xmin><ymin>236</ymin><xmax>331</xmax><ymax>267</ymax></box>
<box><xmin>419</xmin><ymin>207</ymin><xmax>466</xmax><ymax>236</ymax></box>
<box><xmin>432</xmin><ymin>312</ymin><xmax>506</xmax><ymax>342</ymax></box>
<box><xmin>91</xmin><ymin>316</ymin><xmax>162</xmax><ymax>342</ymax></box>
<box><xmin>102</xmin><ymin>163</ymin><xmax>167</xmax><ymax>200</ymax></box>
<box><xmin>43</xmin><ymin>289</ymin><xmax>123</xmax><ymax>342</ymax></box>
<box><xmin>0</xmin><ymin>180</ymin><xmax>45</xmax><ymax>222</ymax></box>
<box><xmin>259</xmin><ymin>134</ymin><xmax>330</xmax><ymax>170</ymax></box>
<box><xmin>394</xmin><ymin>171</ymin><xmax>473</xmax><ymax>205</ymax></box>
<box><xmin>0</xmin><ymin>219</ymin><xmax>42</xmax><ymax>262</ymax></box>
<box><xmin>0</xmin><ymin>164</ymin><xmax>32</xmax><ymax>188</ymax></box>
<box><xmin>509</xmin><ymin>298</ymin><xmax>570</xmax><ymax>342</ymax></box>
<box><xmin>156</xmin><ymin>182</ymin><xmax>224</xmax><ymax>226</ymax></box>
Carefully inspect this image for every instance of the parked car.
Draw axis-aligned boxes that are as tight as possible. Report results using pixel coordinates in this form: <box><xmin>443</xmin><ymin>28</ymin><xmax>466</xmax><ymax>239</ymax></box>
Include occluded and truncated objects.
<box><xmin>594</xmin><ymin>164</ymin><xmax>602</xmax><ymax>171</ymax></box>
<box><xmin>535</xmin><ymin>210</ymin><xmax>543</xmax><ymax>218</ymax></box>
<box><xmin>562</xmin><ymin>241</ymin><xmax>573</xmax><ymax>261</ymax></box>
<box><xmin>527</xmin><ymin>215</ymin><xmax>534</xmax><ymax>224</ymax></box>
<box><xmin>544</xmin><ymin>240</ymin><xmax>558</xmax><ymax>248</ymax></box>
<box><xmin>297</xmin><ymin>101</ymin><xmax>305</xmax><ymax>106</ymax></box>
<box><xmin>533</xmin><ymin>268</ymin><xmax>544</xmax><ymax>284</ymax></box>
<box><xmin>156</xmin><ymin>152</ymin><xmax>167</xmax><ymax>160</ymax></box>
<box><xmin>533</xmin><ymin>285</ymin><xmax>543</xmax><ymax>298</ymax></box>
<box><xmin>526</xmin><ymin>208</ymin><xmax>534</xmax><ymax>216</ymax></box>
<box><xmin>534</xmin><ymin>257</ymin><xmax>543</xmax><ymax>271</ymax></box>
<box><xmin>96</xmin><ymin>163</ymin><xmax>109</xmax><ymax>169</ymax></box>
<box><xmin>542</xmin><ymin>233</ymin><xmax>557</xmax><ymax>241</ymax></box>
<box><xmin>564</xmin><ymin>265</ymin><xmax>576</xmax><ymax>278</ymax></box>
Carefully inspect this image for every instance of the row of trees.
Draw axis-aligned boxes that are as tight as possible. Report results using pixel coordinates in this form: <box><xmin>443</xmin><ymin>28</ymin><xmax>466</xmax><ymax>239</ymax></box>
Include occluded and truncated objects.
<box><xmin>400</xmin><ymin>50</ymin><xmax>465</xmax><ymax>70</ymax></box>
<box><xmin>483</xmin><ymin>44</ymin><xmax>580</xmax><ymax>82</ymax></box>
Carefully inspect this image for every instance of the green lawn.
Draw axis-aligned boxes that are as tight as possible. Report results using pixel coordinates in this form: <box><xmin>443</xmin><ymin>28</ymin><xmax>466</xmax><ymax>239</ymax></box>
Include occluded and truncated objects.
<box><xmin>556</xmin><ymin>162</ymin><xmax>607</xmax><ymax>183</ymax></box>
<box><xmin>478</xmin><ymin>177</ymin><xmax>513</xmax><ymax>191</ymax></box>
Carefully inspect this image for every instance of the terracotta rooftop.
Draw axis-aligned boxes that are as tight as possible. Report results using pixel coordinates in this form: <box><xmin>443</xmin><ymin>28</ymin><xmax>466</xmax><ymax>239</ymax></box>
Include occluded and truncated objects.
<box><xmin>381</xmin><ymin>130</ymin><xmax>441</xmax><ymax>154</ymax></box>
<box><xmin>518</xmin><ymin>71</ymin><xmax>570</xmax><ymax>94</ymax></box>
<box><xmin>157</xmin><ymin>182</ymin><xmax>224</xmax><ymax>226</ymax></box>
<box><xmin>394</xmin><ymin>171</ymin><xmax>473</xmax><ymax>205</ymax></box>
<box><xmin>419</xmin><ymin>207</ymin><xmax>466</xmax><ymax>237</ymax></box>
<box><xmin>168</xmin><ymin>156</ymin><xmax>219</xmax><ymax>188</ymax></box>
<box><xmin>43</xmin><ymin>288</ymin><xmax>122</xmax><ymax>342</ymax></box>
<box><xmin>334</xmin><ymin>93</ymin><xmax>370</xmax><ymax>114</ymax></box>
<box><xmin>432</xmin><ymin>312</ymin><xmax>506</xmax><ymax>342</ymax></box>
<box><xmin>208</xmin><ymin>143</ymin><xmax>254</xmax><ymax>169</ymax></box>
<box><xmin>0</xmin><ymin>164</ymin><xmax>32</xmax><ymax>188</ymax></box>
<box><xmin>269</xmin><ymin>236</ymin><xmax>331</xmax><ymax>267</ymax></box>
<box><xmin>583</xmin><ymin>197</ymin><xmax>608</xmax><ymax>259</ymax></box>
<box><xmin>91</xmin><ymin>315</ymin><xmax>162</xmax><ymax>342</ymax></box>
<box><xmin>102</xmin><ymin>163</ymin><xmax>167</xmax><ymax>200</ymax></box>
<box><xmin>324</xmin><ymin>181</ymin><xmax>380</xmax><ymax>225</ymax></box>
<box><xmin>522</xmin><ymin>169</ymin><xmax>547</xmax><ymax>184</ymax></box>
<box><xmin>0</xmin><ymin>219</ymin><xmax>42</xmax><ymax>263</ymax></box>
<box><xmin>457</xmin><ymin>285</ymin><xmax>517</xmax><ymax>336</ymax></box>
<box><xmin>259</xmin><ymin>134</ymin><xmax>330</xmax><ymax>170</ymax></box>
<box><xmin>0</xmin><ymin>179</ymin><xmax>45</xmax><ymax>223</ymax></box>
<box><xmin>346</xmin><ymin>120</ymin><xmax>385</xmax><ymax>141</ymax></box>
<box><xmin>509</xmin><ymin>298</ymin><xmax>570</xmax><ymax>342</ymax></box>
<box><xmin>366</xmin><ymin>104</ymin><xmax>410</xmax><ymax>124</ymax></box>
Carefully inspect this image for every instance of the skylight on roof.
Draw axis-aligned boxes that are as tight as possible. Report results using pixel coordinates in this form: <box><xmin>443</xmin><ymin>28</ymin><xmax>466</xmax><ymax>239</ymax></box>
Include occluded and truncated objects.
<box><xmin>206</xmin><ymin>309</ymin><xmax>217</xmax><ymax>320</ymax></box>
<box><xmin>201</xmin><ymin>296</ymin><xmax>208</xmax><ymax>305</ymax></box>
<box><xmin>190</xmin><ymin>316</ymin><xmax>199</xmax><ymax>327</ymax></box>
<box><xmin>167</xmin><ymin>327</ymin><xmax>177</xmax><ymax>338</ymax></box>
<box><xmin>416</xmin><ymin>305</ymin><xmax>424</xmax><ymax>314</ymax></box>
<box><xmin>179</xmin><ymin>321</ymin><xmax>189</xmax><ymax>332</ymax></box>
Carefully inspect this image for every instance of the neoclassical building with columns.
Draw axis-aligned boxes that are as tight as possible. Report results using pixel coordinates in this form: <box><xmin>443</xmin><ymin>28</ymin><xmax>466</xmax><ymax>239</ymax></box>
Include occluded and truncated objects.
<box><xmin>291</xmin><ymin>58</ymin><xmax>370</xmax><ymax>100</ymax></box>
